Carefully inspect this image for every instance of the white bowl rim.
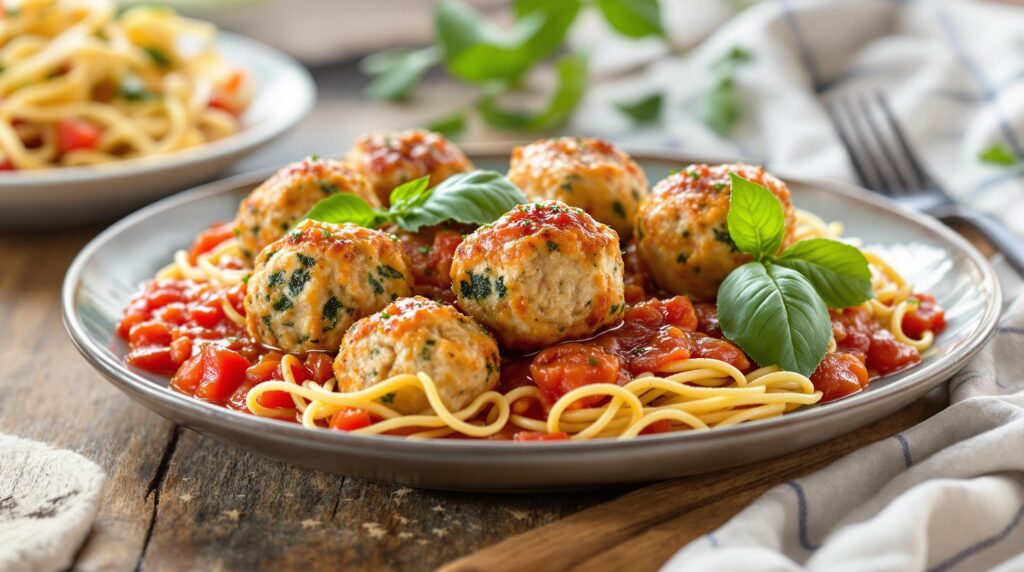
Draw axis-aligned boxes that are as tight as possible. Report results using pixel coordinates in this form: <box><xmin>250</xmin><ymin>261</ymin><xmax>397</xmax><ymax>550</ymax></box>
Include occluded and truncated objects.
<box><xmin>0</xmin><ymin>31</ymin><xmax>316</xmax><ymax>187</ymax></box>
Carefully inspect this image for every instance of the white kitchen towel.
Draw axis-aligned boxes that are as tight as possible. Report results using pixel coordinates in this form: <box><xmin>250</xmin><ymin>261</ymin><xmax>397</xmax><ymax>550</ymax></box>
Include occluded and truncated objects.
<box><xmin>571</xmin><ymin>0</ymin><xmax>1024</xmax><ymax>235</ymax></box>
<box><xmin>661</xmin><ymin>285</ymin><xmax>1023</xmax><ymax>571</ymax></box>
<box><xmin>0</xmin><ymin>434</ymin><xmax>105</xmax><ymax>572</ymax></box>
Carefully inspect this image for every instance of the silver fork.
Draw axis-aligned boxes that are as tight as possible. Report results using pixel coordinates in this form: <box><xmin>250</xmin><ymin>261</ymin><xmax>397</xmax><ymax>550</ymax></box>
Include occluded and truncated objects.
<box><xmin>825</xmin><ymin>92</ymin><xmax>1024</xmax><ymax>275</ymax></box>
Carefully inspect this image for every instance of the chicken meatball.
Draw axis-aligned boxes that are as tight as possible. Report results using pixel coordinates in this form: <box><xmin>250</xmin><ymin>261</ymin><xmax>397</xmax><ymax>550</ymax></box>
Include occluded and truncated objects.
<box><xmin>345</xmin><ymin>129</ymin><xmax>474</xmax><ymax>206</ymax></box>
<box><xmin>235</xmin><ymin>157</ymin><xmax>379</xmax><ymax>262</ymax></box>
<box><xmin>333</xmin><ymin>296</ymin><xmax>501</xmax><ymax>414</ymax></box>
<box><xmin>507</xmin><ymin>137</ymin><xmax>648</xmax><ymax>238</ymax></box>
<box><xmin>451</xmin><ymin>201</ymin><xmax>625</xmax><ymax>350</ymax></box>
<box><xmin>635</xmin><ymin>163</ymin><xmax>797</xmax><ymax>301</ymax></box>
<box><xmin>244</xmin><ymin>219</ymin><xmax>412</xmax><ymax>353</ymax></box>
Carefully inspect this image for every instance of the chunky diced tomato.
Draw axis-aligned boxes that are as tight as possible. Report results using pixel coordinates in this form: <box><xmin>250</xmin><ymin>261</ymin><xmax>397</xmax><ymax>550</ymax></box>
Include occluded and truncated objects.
<box><xmin>329</xmin><ymin>408</ymin><xmax>372</xmax><ymax>431</ymax></box>
<box><xmin>624</xmin><ymin>296</ymin><xmax>697</xmax><ymax>331</ymax></box>
<box><xmin>245</xmin><ymin>352</ymin><xmax>282</xmax><ymax>384</ymax></box>
<box><xmin>126</xmin><ymin>346</ymin><xmax>177</xmax><ymax>374</ymax></box>
<box><xmin>188</xmin><ymin>222</ymin><xmax>236</xmax><ymax>264</ymax></box>
<box><xmin>258</xmin><ymin>389</ymin><xmax>296</xmax><ymax>409</ymax></box>
<box><xmin>187</xmin><ymin>304</ymin><xmax>222</xmax><ymax>328</ymax></box>
<box><xmin>901</xmin><ymin>293</ymin><xmax>946</xmax><ymax>339</ymax></box>
<box><xmin>169</xmin><ymin>336</ymin><xmax>192</xmax><ymax>365</ymax></box>
<box><xmin>171</xmin><ymin>345</ymin><xmax>251</xmax><ymax>403</ymax></box>
<box><xmin>129</xmin><ymin>321</ymin><xmax>172</xmax><ymax>348</ymax></box>
<box><xmin>513</xmin><ymin>431</ymin><xmax>570</xmax><ymax>442</ymax></box>
<box><xmin>831</xmin><ymin>307</ymin><xmax>873</xmax><ymax>358</ymax></box>
<box><xmin>530</xmin><ymin>343</ymin><xmax>622</xmax><ymax>407</ymax></box>
<box><xmin>626</xmin><ymin>327</ymin><xmax>691</xmax><ymax>375</ymax></box>
<box><xmin>57</xmin><ymin>118</ymin><xmax>100</xmax><ymax>153</ymax></box>
<box><xmin>811</xmin><ymin>353</ymin><xmax>869</xmax><ymax>402</ymax></box>
<box><xmin>304</xmin><ymin>353</ymin><xmax>334</xmax><ymax>383</ymax></box>
<box><xmin>686</xmin><ymin>332</ymin><xmax>751</xmax><ymax>371</ymax></box>
<box><xmin>866</xmin><ymin>329</ymin><xmax>920</xmax><ymax>375</ymax></box>
<box><xmin>0</xmin><ymin>158</ymin><xmax>15</xmax><ymax>171</ymax></box>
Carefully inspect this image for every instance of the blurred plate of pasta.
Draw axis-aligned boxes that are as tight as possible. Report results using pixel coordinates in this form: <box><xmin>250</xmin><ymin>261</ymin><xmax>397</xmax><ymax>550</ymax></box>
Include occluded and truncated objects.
<box><xmin>0</xmin><ymin>0</ymin><xmax>315</xmax><ymax>228</ymax></box>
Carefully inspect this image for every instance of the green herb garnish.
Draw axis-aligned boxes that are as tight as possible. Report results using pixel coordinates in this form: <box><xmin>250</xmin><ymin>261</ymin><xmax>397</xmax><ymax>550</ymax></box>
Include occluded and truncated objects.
<box><xmin>716</xmin><ymin>174</ymin><xmax>872</xmax><ymax>376</ymax></box>
<box><xmin>303</xmin><ymin>170</ymin><xmax>527</xmax><ymax>233</ymax></box>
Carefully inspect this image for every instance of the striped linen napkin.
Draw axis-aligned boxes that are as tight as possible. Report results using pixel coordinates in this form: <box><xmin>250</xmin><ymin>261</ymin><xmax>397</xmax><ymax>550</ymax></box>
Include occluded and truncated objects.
<box><xmin>570</xmin><ymin>0</ymin><xmax>1024</xmax><ymax>235</ymax></box>
<box><xmin>663</xmin><ymin>278</ymin><xmax>1023</xmax><ymax>571</ymax></box>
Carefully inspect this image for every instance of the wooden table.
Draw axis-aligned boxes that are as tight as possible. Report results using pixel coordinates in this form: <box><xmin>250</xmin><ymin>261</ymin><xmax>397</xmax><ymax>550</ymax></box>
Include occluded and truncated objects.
<box><xmin>0</xmin><ymin>62</ymin><xmax>994</xmax><ymax>571</ymax></box>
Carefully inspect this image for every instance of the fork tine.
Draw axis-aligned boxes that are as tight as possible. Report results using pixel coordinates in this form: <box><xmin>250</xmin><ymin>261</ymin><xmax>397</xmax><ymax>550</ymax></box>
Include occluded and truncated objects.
<box><xmin>826</xmin><ymin>97</ymin><xmax>890</xmax><ymax>194</ymax></box>
<box><xmin>852</xmin><ymin>93</ymin><xmax>916</xmax><ymax>195</ymax></box>
<box><xmin>875</xmin><ymin>93</ymin><xmax>934</xmax><ymax>190</ymax></box>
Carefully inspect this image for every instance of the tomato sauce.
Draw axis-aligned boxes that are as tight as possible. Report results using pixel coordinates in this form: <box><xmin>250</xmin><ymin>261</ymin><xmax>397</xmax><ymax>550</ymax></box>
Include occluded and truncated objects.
<box><xmin>118</xmin><ymin>224</ymin><xmax>947</xmax><ymax>428</ymax></box>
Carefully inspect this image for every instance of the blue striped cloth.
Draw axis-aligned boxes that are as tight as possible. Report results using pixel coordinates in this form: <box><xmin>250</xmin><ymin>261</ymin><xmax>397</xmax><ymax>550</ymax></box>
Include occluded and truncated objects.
<box><xmin>570</xmin><ymin>0</ymin><xmax>1024</xmax><ymax>235</ymax></box>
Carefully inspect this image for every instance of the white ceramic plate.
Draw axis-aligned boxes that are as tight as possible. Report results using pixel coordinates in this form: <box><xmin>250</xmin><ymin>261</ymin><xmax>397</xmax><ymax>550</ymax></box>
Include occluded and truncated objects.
<box><xmin>62</xmin><ymin>148</ymin><xmax>1002</xmax><ymax>491</ymax></box>
<box><xmin>0</xmin><ymin>32</ymin><xmax>315</xmax><ymax>229</ymax></box>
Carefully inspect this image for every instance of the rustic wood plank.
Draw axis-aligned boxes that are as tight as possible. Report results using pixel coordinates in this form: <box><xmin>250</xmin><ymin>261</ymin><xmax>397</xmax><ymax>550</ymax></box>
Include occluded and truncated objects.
<box><xmin>442</xmin><ymin>389</ymin><xmax>948</xmax><ymax>572</ymax></box>
<box><xmin>0</xmin><ymin>227</ymin><xmax>178</xmax><ymax>571</ymax></box>
<box><xmin>139</xmin><ymin>430</ymin><xmax>618</xmax><ymax>571</ymax></box>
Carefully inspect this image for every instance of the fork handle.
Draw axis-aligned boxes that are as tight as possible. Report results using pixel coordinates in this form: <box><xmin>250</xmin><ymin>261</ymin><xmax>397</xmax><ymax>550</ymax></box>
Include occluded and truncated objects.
<box><xmin>928</xmin><ymin>204</ymin><xmax>1024</xmax><ymax>276</ymax></box>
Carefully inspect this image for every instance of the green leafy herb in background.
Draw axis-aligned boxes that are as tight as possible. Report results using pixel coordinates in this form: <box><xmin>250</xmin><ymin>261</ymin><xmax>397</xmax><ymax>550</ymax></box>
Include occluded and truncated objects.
<box><xmin>362</xmin><ymin>0</ymin><xmax>667</xmax><ymax>134</ymax></box>
<box><xmin>716</xmin><ymin>173</ymin><xmax>872</xmax><ymax>376</ymax></box>
<box><xmin>615</xmin><ymin>92</ymin><xmax>663</xmax><ymax>123</ymax></box>
<box><xmin>978</xmin><ymin>142</ymin><xmax>1018</xmax><ymax>166</ymax></box>
<box><xmin>697</xmin><ymin>46</ymin><xmax>752</xmax><ymax>135</ymax></box>
<box><xmin>303</xmin><ymin>170</ymin><xmax>528</xmax><ymax>233</ymax></box>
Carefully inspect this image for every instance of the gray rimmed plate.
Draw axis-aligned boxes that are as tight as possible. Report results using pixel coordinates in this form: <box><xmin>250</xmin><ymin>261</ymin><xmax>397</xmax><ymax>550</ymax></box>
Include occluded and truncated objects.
<box><xmin>0</xmin><ymin>32</ymin><xmax>315</xmax><ymax>229</ymax></box>
<box><xmin>61</xmin><ymin>148</ymin><xmax>1002</xmax><ymax>491</ymax></box>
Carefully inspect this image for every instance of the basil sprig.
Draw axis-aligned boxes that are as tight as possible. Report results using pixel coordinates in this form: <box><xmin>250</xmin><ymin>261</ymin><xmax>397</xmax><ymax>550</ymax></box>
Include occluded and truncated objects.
<box><xmin>717</xmin><ymin>173</ymin><xmax>873</xmax><ymax>376</ymax></box>
<box><xmin>302</xmin><ymin>170</ymin><xmax>527</xmax><ymax>233</ymax></box>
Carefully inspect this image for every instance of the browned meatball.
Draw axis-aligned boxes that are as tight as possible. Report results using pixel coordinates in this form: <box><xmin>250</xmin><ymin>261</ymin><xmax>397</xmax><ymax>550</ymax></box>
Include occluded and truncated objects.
<box><xmin>635</xmin><ymin>164</ymin><xmax>797</xmax><ymax>301</ymax></box>
<box><xmin>507</xmin><ymin>137</ymin><xmax>648</xmax><ymax>238</ymax></box>
<box><xmin>333</xmin><ymin>296</ymin><xmax>500</xmax><ymax>414</ymax></box>
<box><xmin>234</xmin><ymin>157</ymin><xmax>379</xmax><ymax>262</ymax></box>
<box><xmin>450</xmin><ymin>201</ymin><xmax>625</xmax><ymax>350</ymax></box>
<box><xmin>244</xmin><ymin>219</ymin><xmax>412</xmax><ymax>353</ymax></box>
<box><xmin>345</xmin><ymin>129</ymin><xmax>473</xmax><ymax>206</ymax></box>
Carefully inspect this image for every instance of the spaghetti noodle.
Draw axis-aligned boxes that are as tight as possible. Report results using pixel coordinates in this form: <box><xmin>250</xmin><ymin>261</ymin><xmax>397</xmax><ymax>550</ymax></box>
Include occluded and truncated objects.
<box><xmin>0</xmin><ymin>0</ymin><xmax>251</xmax><ymax>170</ymax></box>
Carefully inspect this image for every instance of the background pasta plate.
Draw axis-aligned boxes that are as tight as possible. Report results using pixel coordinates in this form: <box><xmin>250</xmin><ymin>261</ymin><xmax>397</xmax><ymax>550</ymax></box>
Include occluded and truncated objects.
<box><xmin>62</xmin><ymin>148</ymin><xmax>1001</xmax><ymax>491</ymax></box>
<box><xmin>0</xmin><ymin>32</ymin><xmax>315</xmax><ymax>229</ymax></box>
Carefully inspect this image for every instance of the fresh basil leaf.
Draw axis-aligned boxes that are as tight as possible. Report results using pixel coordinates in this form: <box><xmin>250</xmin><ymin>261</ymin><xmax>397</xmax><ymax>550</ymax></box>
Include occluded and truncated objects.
<box><xmin>978</xmin><ymin>142</ymin><xmax>1018</xmax><ymax>166</ymax></box>
<box><xmin>775</xmin><ymin>238</ymin><xmax>873</xmax><ymax>308</ymax></box>
<box><xmin>477</xmin><ymin>53</ymin><xmax>587</xmax><ymax>131</ymax></box>
<box><xmin>361</xmin><ymin>47</ymin><xmax>440</xmax><ymax>101</ymax></box>
<box><xmin>394</xmin><ymin>170</ymin><xmax>528</xmax><ymax>231</ymax></box>
<box><xmin>697</xmin><ymin>77</ymin><xmax>741</xmax><ymax>135</ymax></box>
<box><xmin>303</xmin><ymin>193</ymin><xmax>384</xmax><ymax>229</ymax></box>
<box><xmin>596</xmin><ymin>0</ymin><xmax>664</xmax><ymax>38</ymax></box>
<box><xmin>388</xmin><ymin>176</ymin><xmax>432</xmax><ymax>215</ymax></box>
<box><xmin>436</xmin><ymin>0</ymin><xmax>578</xmax><ymax>83</ymax></box>
<box><xmin>615</xmin><ymin>92</ymin><xmax>662</xmax><ymax>123</ymax></box>
<box><xmin>718</xmin><ymin>262</ymin><xmax>831</xmax><ymax>376</ymax></box>
<box><xmin>711</xmin><ymin>46</ymin><xmax>752</xmax><ymax>77</ymax></box>
<box><xmin>727</xmin><ymin>173</ymin><xmax>785</xmax><ymax>259</ymax></box>
<box><xmin>423</xmin><ymin>110</ymin><xmax>467</xmax><ymax>139</ymax></box>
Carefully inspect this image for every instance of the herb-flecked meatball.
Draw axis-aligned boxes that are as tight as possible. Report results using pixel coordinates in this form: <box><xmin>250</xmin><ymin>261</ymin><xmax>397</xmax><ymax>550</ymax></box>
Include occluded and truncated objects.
<box><xmin>507</xmin><ymin>137</ymin><xmax>648</xmax><ymax>238</ymax></box>
<box><xmin>235</xmin><ymin>157</ymin><xmax>379</xmax><ymax>262</ymax></box>
<box><xmin>345</xmin><ymin>129</ymin><xmax>474</xmax><ymax>207</ymax></box>
<box><xmin>635</xmin><ymin>163</ymin><xmax>797</xmax><ymax>302</ymax></box>
<box><xmin>244</xmin><ymin>220</ymin><xmax>412</xmax><ymax>353</ymax></box>
<box><xmin>450</xmin><ymin>201</ymin><xmax>625</xmax><ymax>350</ymax></box>
<box><xmin>333</xmin><ymin>296</ymin><xmax>501</xmax><ymax>414</ymax></box>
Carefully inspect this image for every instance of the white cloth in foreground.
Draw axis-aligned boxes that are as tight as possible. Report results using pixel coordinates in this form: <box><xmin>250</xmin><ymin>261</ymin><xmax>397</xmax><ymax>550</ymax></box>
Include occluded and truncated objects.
<box><xmin>661</xmin><ymin>283</ymin><xmax>1024</xmax><ymax>571</ymax></box>
<box><xmin>571</xmin><ymin>0</ymin><xmax>1024</xmax><ymax>235</ymax></box>
<box><xmin>0</xmin><ymin>434</ymin><xmax>105</xmax><ymax>572</ymax></box>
